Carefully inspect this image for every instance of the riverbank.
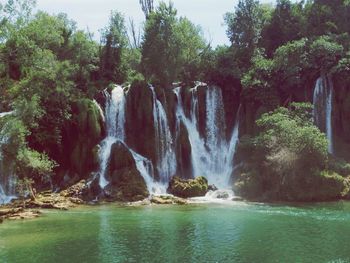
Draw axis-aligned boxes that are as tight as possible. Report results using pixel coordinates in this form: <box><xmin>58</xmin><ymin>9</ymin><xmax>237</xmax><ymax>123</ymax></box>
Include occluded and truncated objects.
<box><xmin>0</xmin><ymin>187</ymin><xmax>192</xmax><ymax>223</ymax></box>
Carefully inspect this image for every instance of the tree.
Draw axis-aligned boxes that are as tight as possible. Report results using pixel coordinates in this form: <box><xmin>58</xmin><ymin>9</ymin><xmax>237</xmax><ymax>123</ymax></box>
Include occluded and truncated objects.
<box><xmin>305</xmin><ymin>0</ymin><xmax>350</xmax><ymax>36</ymax></box>
<box><xmin>260</xmin><ymin>0</ymin><xmax>304</xmax><ymax>57</ymax></box>
<box><xmin>139</xmin><ymin>0</ymin><xmax>154</xmax><ymax>19</ymax></box>
<box><xmin>99</xmin><ymin>11</ymin><xmax>129</xmax><ymax>84</ymax></box>
<box><xmin>141</xmin><ymin>2</ymin><xmax>206</xmax><ymax>87</ymax></box>
<box><xmin>225</xmin><ymin>0</ymin><xmax>272</xmax><ymax>71</ymax></box>
<box><xmin>272</xmin><ymin>38</ymin><xmax>310</xmax><ymax>99</ymax></box>
<box><xmin>234</xmin><ymin>103</ymin><xmax>346</xmax><ymax>201</ymax></box>
<box><xmin>0</xmin><ymin>0</ymin><xmax>36</xmax><ymax>25</ymax></box>
<box><xmin>309</xmin><ymin>35</ymin><xmax>344</xmax><ymax>72</ymax></box>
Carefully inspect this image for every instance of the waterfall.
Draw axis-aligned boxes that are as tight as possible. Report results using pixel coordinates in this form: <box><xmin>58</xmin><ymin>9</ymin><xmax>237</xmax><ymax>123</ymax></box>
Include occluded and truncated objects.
<box><xmin>97</xmin><ymin>85</ymin><xmax>167</xmax><ymax>195</ymax></box>
<box><xmin>174</xmin><ymin>85</ymin><xmax>240</xmax><ymax>189</ymax></box>
<box><xmin>313</xmin><ymin>76</ymin><xmax>334</xmax><ymax>154</ymax></box>
<box><xmin>0</xmin><ymin>114</ymin><xmax>16</xmax><ymax>204</ymax></box>
<box><xmin>130</xmin><ymin>150</ymin><xmax>167</xmax><ymax>195</ymax></box>
<box><xmin>93</xmin><ymin>100</ymin><xmax>105</xmax><ymax>123</ymax></box>
<box><xmin>98</xmin><ymin>86</ymin><xmax>126</xmax><ymax>188</ymax></box>
<box><xmin>0</xmin><ymin>111</ymin><xmax>14</xmax><ymax>118</ymax></box>
<box><xmin>150</xmin><ymin>86</ymin><xmax>176</xmax><ymax>183</ymax></box>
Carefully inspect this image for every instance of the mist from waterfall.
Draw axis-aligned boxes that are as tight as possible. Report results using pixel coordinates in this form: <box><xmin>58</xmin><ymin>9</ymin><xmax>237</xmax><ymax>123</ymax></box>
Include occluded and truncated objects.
<box><xmin>313</xmin><ymin>76</ymin><xmax>334</xmax><ymax>154</ymax></box>
<box><xmin>174</xmin><ymin>85</ymin><xmax>240</xmax><ymax>189</ymax></box>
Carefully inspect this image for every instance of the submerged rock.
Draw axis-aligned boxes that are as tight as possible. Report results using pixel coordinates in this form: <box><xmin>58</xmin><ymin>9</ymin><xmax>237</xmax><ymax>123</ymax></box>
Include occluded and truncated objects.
<box><xmin>168</xmin><ymin>176</ymin><xmax>208</xmax><ymax>198</ymax></box>
<box><xmin>0</xmin><ymin>208</ymin><xmax>41</xmax><ymax>221</ymax></box>
<box><xmin>208</xmin><ymin>184</ymin><xmax>218</xmax><ymax>191</ymax></box>
<box><xmin>150</xmin><ymin>195</ymin><xmax>187</xmax><ymax>205</ymax></box>
<box><xmin>106</xmin><ymin>141</ymin><xmax>149</xmax><ymax>201</ymax></box>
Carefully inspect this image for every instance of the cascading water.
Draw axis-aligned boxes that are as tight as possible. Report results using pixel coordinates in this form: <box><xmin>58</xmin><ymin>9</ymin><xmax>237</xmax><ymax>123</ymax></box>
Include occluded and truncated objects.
<box><xmin>0</xmin><ymin>113</ymin><xmax>16</xmax><ymax>204</ymax></box>
<box><xmin>97</xmin><ymin>85</ymin><xmax>166</xmax><ymax>195</ymax></box>
<box><xmin>313</xmin><ymin>76</ymin><xmax>334</xmax><ymax>154</ymax></box>
<box><xmin>174</xmin><ymin>85</ymin><xmax>240</xmax><ymax>189</ymax></box>
<box><xmin>0</xmin><ymin>111</ymin><xmax>14</xmax><ymax>118</ymax></box>
<box><xmin>150</xmin><ymin>86</ymin><xmax>176</xmax><ymax>183</ymax></box>
<box><xmin>130</xmin><ymin>150</ymin><xmax>167</xmax><ymax>195</ymax></box>
<box><xmin>98</xmin><ymin>86</ymin><xmax>126</xmax><ymax>188</ymax></box>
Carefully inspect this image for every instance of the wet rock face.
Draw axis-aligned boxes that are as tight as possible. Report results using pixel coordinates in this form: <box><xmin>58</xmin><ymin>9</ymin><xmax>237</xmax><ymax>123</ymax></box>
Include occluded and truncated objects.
<box><xmin>196</xmin><ymin>85</ymin><xmax>207</xmax><ymax>139</ymax></box>
<box><xmin>175</xmin><ymin>121</ymin><xmax>193</xmax><ymax>179</ymax></box>
<box><xmin>328</xmin><ymin>77</ymin><xmax>350</xmax><ymax>160</ymax></box>
<box><xmin>221</xmin><ymin>80</ymin><xmax>242</xmax><ymax>140</ymax></box>
<box><xmin>181</xmin><ymin>85</ymin><xmax>206</xmax><ymax>138</ymax></box>
<box><xmin>154</xmin><ymin>85</ymin><xmax>177</xmax><ymax>135</ymax></box>
<box><xmin>106</xmin><ymin>141</ymin><xmax>149</xmax><ymax>201</ymax></box>
<box><xmin>125</xmin><ymin>80</ymin><xmax>157</xmax><ymax>170</ymax></box>
<box><xmin>167</xmin><ymin>176</ymin><xmax>208</xmax><ymax>198</ymax></box>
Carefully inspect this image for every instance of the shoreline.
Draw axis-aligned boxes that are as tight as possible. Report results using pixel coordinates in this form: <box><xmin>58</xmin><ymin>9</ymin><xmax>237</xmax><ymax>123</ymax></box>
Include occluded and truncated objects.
<box><xmin>1</xmin><ymin>189</ymin><xmax>349</xmax><ymax>224</ymax></box>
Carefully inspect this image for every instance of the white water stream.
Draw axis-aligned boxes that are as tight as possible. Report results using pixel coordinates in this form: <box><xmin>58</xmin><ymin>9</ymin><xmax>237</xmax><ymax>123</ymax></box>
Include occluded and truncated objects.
<box><xmin>313</xmin><ymin>76</ymin><xmax>334</xmax><ymax>154</ymax></box>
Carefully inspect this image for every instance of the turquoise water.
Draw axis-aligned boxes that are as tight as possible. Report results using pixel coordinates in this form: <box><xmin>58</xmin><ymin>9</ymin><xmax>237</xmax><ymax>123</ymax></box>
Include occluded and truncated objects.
<box><xmin>1</xmin><ymin>201</ymin><xmax>350</xmax><ymax>263</ymax></box>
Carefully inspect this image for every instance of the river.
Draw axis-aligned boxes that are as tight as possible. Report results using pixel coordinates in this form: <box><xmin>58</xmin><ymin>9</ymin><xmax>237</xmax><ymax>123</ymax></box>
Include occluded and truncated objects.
<box><xmin>1</xmin><ymin>201</ymin><xmax>350</xmax><ymax>262</ymax></box>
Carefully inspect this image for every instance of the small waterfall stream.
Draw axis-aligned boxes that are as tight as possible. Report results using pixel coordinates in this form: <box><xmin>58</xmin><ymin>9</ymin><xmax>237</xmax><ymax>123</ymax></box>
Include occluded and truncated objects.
<box><xmin>98</xmin><ymin>86</ymin><xmax>126</xmax><ymax>188</ymax></box>
<box><xmin>313</xmin><ymin>76</ymin><xmax>334</xmax><ymax>154</ymax></box>
<box><xmin>174</xmin><ymin>85</ymin><xmax>240</xmax><ymax>189</ymax></box>
<box><xmin>98</xmin><ymin>86</ymin><xmax>165</xmax><ymax>195</ymax></box>
<box><xmin>150</xmin><ymin>86</ymin><xmax>176</xmax><ymax>183</ymax></box>
<box><xmin>0</xmin><ymin>112</ymin><xmax>16</xmax><ymax>204</ymax></box>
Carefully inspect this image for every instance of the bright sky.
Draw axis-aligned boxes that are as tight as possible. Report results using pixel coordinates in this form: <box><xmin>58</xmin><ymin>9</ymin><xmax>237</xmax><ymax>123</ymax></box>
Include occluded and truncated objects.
<box><xmin>35</xmin><ymin>0</ymin><xmax>276</xmax><ymax>47</ymax></box>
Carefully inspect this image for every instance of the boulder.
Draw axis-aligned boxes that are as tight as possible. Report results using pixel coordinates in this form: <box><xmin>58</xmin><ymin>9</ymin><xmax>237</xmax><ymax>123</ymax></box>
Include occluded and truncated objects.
<box><xmin>106</xmin><ymin>141</ymin><xmax>149</xmax><ymax>201</ymax></box>
<box><xmin>208</xmin><ymin>184</ymin><xmax>218</xmax><ymax>191</ymax></box>
<box><xmin>150</xmin><ymin>195</ymin><xmax>187</xmax><ymax>205</ymax></box>
<box><xmin>108</xmin><ymin>142</ymin><xmax>136</xmax><ymax>174</ymax></box>
<box><xmin>168</xmin><ymin>176</ymin><xmax>208</xmax><ymax>198</ymax></box>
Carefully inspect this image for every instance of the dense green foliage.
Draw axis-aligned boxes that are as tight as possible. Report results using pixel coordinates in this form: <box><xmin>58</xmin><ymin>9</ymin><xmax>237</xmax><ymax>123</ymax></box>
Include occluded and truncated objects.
<box><xmin>140</xmin><ymin>2</ymin><xmax>207</xmax><ymax>87</ymax></box>
<box><xmin>234</xmin><ymin>103</ymin><xmax>348</xmax><ymax>201</ymax></box>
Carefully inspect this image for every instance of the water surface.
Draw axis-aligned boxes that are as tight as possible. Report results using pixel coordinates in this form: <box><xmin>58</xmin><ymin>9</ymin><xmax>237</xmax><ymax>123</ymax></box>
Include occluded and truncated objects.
<box><xmin>1</xmin><ymin>201</ymin><xmax>350</xmax><ymax>263</ymax></box>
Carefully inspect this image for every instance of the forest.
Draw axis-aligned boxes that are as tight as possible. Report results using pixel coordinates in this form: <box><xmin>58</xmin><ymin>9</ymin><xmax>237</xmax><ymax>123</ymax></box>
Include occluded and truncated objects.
<box><xmin>1</xmin><ymin>0</ymin><xmax>350</xmax><ymax>204</ymax></box>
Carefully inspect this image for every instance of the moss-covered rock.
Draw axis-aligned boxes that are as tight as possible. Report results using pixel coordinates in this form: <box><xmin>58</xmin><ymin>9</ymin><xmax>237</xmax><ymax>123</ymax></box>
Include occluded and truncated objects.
<box><xmin>60</xmin><ymin>98</ymin><xmax>105</xmax><ymax>181</ymax></box>
<box><xmin>106</xmin><ymin>141</ymin><xmax>149</xmax><ymax>201</ymax></box>
<box><xmin>168</xmin><ymin>176</ymin><xmax>208</xmax><ymax>198</ymax></box>
<box><xmin>150</xmin><ymin>195</ymin><xmax>187</xmax><ymax>205</ymax></box>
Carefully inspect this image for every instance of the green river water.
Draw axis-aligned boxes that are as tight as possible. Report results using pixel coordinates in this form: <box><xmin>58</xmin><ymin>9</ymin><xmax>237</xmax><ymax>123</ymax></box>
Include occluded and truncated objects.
<box><xmin>1</xmin><ymin>201</ymin><xmax>350</xmax><ymax>263</ymax></box>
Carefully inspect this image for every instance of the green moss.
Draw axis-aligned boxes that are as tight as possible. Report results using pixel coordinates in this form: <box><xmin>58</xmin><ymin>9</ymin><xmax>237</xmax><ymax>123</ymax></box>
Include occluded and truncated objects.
<box><xmin>68</xmin><ymin>98</ymin><xmax>104</xmax><ymax>177</ymax></box>
<box><xmin>168</xmin><ymin>176</ymin><xmax>208</xmax><ymax>198</ymax></box>
<box><xmin>87</xmin><ymin>106</ymin><xmax>101</xmax><ymax>139</ymax></box>
<box><xmin>75</xmin><ymin>99</ymin><xmax>103</xmax><ymax>140</ymax></box>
